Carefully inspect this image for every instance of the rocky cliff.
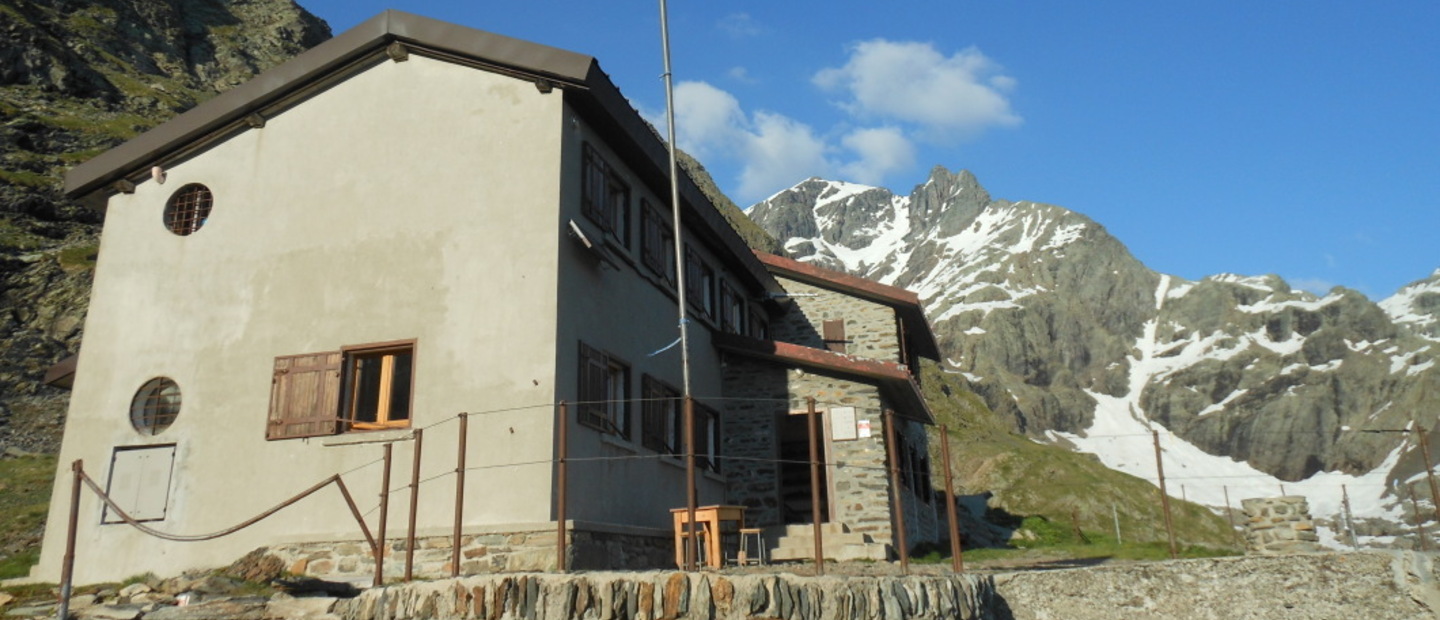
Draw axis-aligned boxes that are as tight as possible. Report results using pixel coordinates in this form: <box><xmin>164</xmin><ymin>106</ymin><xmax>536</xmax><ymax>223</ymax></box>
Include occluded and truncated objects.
<box><xmin>749</xmin><ymin>167</ymin><xmax>1440</xmax><ymax>526</ymax></box>
<box><xmin>0</xmin><ymin>0</ymin><xmax>330</xmax><ymax>454</ymax></box>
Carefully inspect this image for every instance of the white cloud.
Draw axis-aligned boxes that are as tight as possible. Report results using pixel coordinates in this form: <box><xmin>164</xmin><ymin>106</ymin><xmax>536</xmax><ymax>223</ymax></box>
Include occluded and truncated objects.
<box><xmin>671</xmin><ymin>81</ymin><xmax>745</xmax><ymax>160</ymax></box>
<box><xmin>717</xmin><ymin>13</ymin><xmax>762</xmax><ymax>38</ymax></box>
<box><xmin>839</xmin><ymin>127</ymin><xmax>915</xmax><ymax>185</ymax></box>
<box><xmin>737</xmin><ymin>112</ymin><xmax>831</xmax><ymax>200</ymax></box>
<box><xmin>814</xmin><ymin>39</ymin><xmax>1020</xmax><ymax>139</ymax></box>
<box><xmin>726</xmin><ymin>66</ymin><xmax>757</xmax><ymax>84</ymax></box>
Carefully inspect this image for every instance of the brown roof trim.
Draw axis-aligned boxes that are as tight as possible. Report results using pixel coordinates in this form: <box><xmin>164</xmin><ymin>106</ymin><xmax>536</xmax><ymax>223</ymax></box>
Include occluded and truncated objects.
<box><xmin>63</xmin><ymin>10</ymin><xmax>785</xmax><ymax>300</ymax></box>
<box><xmin>713</xmin><ymin>333</ymin><xmax>934</xmax><ymax>424</ymax></box>
<box><xmin>754</xmin><ymin>251</ymin><xmax>941</xmax><ymax>360</ymax></box>
<box><xmin>755</xmin><ymin>251</ymin><xmax>922</xmax><ymax>307</ymax></box>
<box><xmin>43</xmin><ymin>354</ymin><xmax>78</xmax><ymax>389</ymax></box>
<box><xmin>66</xmin><ymin>10</ymin><xmax>595</xmax><ymax>199</ymax></box>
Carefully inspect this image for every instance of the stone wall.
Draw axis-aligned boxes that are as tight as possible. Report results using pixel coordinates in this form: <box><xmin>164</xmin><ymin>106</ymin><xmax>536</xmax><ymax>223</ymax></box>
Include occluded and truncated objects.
<box><xmin>1240</xmin><ymin>496</ymin><xmax>1322</xmax><ymax>555</ymax></box>
<box><xmin>335</xmin><ymin>571</ymin><xmax>994</xmax><ymax>620</ymax></box>
<box><xmin>991</xmin><ymin>551</ymin><xmax>1439</xmax><ymax>620</ymax></box>
<box><xmin>720</xmin><ymin>356</ymin><xmax>937</xmax><ymax>549</ymax></box>
<box><xmin>770</xmin><ymin>277</ymin><xmax>902</xmax><ymax>364</ymax></box>
<box><xmin>267</xmin><ymin>525</ymin><xmax>673</xmax><ymax>581</ymax></box>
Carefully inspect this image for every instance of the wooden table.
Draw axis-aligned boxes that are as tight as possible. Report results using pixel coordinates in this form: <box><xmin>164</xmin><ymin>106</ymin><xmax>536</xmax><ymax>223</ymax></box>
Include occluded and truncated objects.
<box><xmin>671</xmin><ymin>505</ymin><xmax>745</xmax><ymax>568</ymax></box>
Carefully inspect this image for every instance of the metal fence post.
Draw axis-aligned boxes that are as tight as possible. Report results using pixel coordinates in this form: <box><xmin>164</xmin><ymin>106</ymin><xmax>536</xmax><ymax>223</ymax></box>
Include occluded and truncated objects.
<box><xmin>58</xmin><ymin>459</ymin><xmax>83</xmax><ymax>620</ymax></box>
<box><xmin>939</xmin><ymin>425</ymin><xmax>963</xmax><ymax>572</ymax></box>
<box><xmin>884</xmin><ymin>409</ymin><xmax>909</xmax><ymax>574</ymax></box>
<box><xmin>807</xmin><ymin>397</ymin><xmax>825</xmax><ymax>575</ymax></box>
<box><xmin>1152</xmin><ymin>430</ymin><xmax>1178</xmax><ymax>559</ymax></box>
<box><xmin>404</xmin><ymin>428</ymin><xmax>424</xmax><ymax>582</ymax></box>
<box><xmin>684</xmin><ymin>396</ymin><xmax>698</xmax><ymax>571</ymax></box>
<box><xmin>452</xmin><ymin>413</ymin><xmax>468</xmax><ymax>577</ymax></box>
<box><xmin>556</xmin><ymin>402</ymin><xmax>569</xmax><ymax>572</ymax></box>
<box><xmin>375</xmin><ymin>443</ymin><xmax>393</xmax><ymax>587</ymax></box>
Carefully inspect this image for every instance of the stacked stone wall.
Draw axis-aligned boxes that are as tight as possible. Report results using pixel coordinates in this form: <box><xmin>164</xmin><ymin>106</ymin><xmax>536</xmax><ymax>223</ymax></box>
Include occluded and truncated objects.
<box><xmin>267</xmin><ymin>527</ymin><xmax>672</xmax><ymax>581</ymax></box>
<box><xmin>1240</xmin><ymin>496</ymin><xmax>1322</xmax><ymax>555</ymax></box>
<box><xmin>336</xmin><ymin>571</ymin><xmax>994</xmax><ymax>620</ymax></box>
<box><xmin>771</xmin><ymin>277</ymin><xmax>902</xmax><ymax>364</ymax></box>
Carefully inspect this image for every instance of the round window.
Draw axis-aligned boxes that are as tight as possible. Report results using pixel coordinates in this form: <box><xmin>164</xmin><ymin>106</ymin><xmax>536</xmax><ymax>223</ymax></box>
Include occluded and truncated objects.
<box><xmin>163</xmin><ymin>183</ymin><xmax>213</xmax><ymax>235</ymax></box>
<box><xmin>130</xmin><ymin>377</ymin><xmax>181</xmax><ymax>435</ymax></box>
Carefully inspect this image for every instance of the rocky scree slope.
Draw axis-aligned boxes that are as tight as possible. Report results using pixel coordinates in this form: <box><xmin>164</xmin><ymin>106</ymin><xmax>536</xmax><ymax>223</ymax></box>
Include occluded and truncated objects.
<box><xmin>749</xmin><ymin>167</ymin><xmax>1440</xmax><ymax>518</ymax></box>
<box><xmin>0</xmin><ymin>0</ymin><xmax>329</xmax><ymax>455</ymax></box>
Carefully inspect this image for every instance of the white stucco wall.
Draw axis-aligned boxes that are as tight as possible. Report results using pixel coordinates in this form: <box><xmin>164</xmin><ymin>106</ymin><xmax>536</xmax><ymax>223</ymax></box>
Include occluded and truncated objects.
<box><xmin>35</xmin><ymin>55</ymin><xmax>568</xmax><ymax>584</ymax></box>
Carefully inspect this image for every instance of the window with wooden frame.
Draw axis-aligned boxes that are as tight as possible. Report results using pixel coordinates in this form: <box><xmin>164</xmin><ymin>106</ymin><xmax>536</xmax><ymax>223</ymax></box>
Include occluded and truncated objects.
<box><xmin>640</xmin><ymin>375</ymin><xmax>680</xmax><ymax>454</ymax></box>
<box><xmin>342</xmin><ymin>342</ymin><xmax>415</xmax><ymax>430</ymax></box>
<box><xmin>684</xmin><ymin>247</ymin><xmax>716</xmax><ymax>319</ymax></box>
<box><xmin>266</xmin><ymin>340</ymin><xmax>416</xmax><ymax>440</ymax></box>
<box><xmin>640</xmin><ymin>199</ymin><xmax>676</xmax><ymax>288</ymax></box>
<box><xmin>581</xmin><ymin>143</ymin><xmax>631</xmax><ymax>247</ymax></box>
<box><xmin>694</xmin><ymin>402</ymin><xmax>721</xmax><ymax>473</ymax></box>
<box><xmin>720</xmin><ymin>281</ymin><xmax>745</xmax><ymax>334</ymax></box>
<box><xmin>748</xmin><ymin>309</ymin><xmax>770</xmax><ymax>340</ymax></box>
<box><xmin>578</xmin><ymin>342</ymin><xmax>629</xmax><ymax>436</ymax></box>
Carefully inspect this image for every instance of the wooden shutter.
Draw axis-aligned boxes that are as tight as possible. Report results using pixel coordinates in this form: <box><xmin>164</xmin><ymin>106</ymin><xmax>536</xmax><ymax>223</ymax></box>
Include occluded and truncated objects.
<box><xmin>267</xmin><ymin>351</ymin><xmax>342</xmax><ymax>440</ymax></box>
<box><xmin>823</xmin><ymin>319</ymin><xmax>847</xmax><ymax>353</ymax></box>
<box><xmin>578</xmin><ymin>343</ymin><xmax>608</xmax><ymax>429</ymax></box>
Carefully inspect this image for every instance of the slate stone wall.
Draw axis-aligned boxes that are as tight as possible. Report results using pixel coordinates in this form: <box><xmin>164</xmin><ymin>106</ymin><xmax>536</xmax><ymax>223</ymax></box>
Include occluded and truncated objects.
<box><xmin>770</xmin><ymin>277</ymin><xmax>902</xmax><ymax>364</ymax></box>
<box><xmin>1240</xmin><ymin>496</ymin><xmax>1323</xmax><ymax>555</ymax></box>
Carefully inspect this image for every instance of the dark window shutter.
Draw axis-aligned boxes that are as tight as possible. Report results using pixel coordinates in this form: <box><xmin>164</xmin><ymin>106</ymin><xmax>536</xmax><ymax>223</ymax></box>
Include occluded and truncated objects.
<box><xmin>823</xmin><ymin>319</ymin><xmax>847</xmax><ymax>353</ymax></box>
<box><xmin>267</xmin><ymin>351</ymin><xmax>342</xmax><ymax>440</ymax></box>
<box><xmin>578</xmin><ymin>343</ymin><xmax>608</xmax><ymax>429</ymax></box>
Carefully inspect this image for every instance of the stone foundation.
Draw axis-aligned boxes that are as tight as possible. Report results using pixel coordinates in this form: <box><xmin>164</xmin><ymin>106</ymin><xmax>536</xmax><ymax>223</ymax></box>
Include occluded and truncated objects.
<box><xmin>336</xmin><ymin>571</ymin><xmax>994</xmax><ymax>620</ymax></box>
<box><xmin>1241</xmin><ymin>496</ymin><xmax>1322</xmax><ymax>555</ymax></box>
<box><xmin>267</xmin><ymin>525</ymin><xmax>673</xmax><ymax>581</ymax></box>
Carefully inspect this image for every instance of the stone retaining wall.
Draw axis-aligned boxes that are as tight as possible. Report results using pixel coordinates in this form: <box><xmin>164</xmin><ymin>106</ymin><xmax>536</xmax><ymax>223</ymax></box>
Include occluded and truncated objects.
<box><xmin>335</xmin><ymin>572</ymin><xmax>994</xmax><ymax>620</ymax></box>
<box><xmin>268</xmin><ymin>527</ymin><xmax>674</xmax><ymax>581</ymax></box>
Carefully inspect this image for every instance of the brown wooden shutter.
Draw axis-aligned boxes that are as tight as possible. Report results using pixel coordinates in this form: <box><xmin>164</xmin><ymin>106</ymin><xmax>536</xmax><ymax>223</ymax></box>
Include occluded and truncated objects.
<box><xmin>823</xmin><ymin>319</ymin><xmax>847</xmax><ymax>353</ymax></box>
<box><xmin>267</xmin><ymin>351</ymin><xmax>342</xmax><ymax>440</ymax></box>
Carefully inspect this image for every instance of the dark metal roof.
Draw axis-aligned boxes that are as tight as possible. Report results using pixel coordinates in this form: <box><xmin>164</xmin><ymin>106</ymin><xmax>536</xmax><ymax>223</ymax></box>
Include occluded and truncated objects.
<box><xmin>63</xmin><ymin>10</ymin><xmax>785</xmax><ymax>299</ymax></box>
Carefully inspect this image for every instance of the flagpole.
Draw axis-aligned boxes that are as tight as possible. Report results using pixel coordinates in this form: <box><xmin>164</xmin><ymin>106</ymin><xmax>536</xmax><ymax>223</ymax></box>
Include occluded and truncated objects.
<box><xmin>659</xmin><ymin>0</ymin><xmax>692</xmax><ymax>398</ymax></box>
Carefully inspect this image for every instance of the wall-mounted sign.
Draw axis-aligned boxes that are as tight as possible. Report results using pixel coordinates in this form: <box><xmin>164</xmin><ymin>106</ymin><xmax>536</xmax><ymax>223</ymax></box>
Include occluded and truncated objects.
<box><xmin>857</xmin><ymin>419</ymin><xmax>872</xmax><ymax>439</ymax></box>
<box><xmin>831</xmin><ymin>407</ymin><xmax>858</xmax><ymax>441</ymax></box>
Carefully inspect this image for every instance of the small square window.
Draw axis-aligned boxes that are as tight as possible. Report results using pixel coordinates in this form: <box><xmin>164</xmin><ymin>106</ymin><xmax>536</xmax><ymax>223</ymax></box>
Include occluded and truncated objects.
<box><xmin>343</xmin><ymin>344</ymin><xmax>414</xmax><ymax>430</ymax></box>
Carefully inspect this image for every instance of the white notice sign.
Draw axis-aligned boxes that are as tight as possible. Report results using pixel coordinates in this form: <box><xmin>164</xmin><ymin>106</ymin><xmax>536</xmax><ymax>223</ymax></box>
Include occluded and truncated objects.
<box><xmin>857</xmin><ymin>419</ymin><xmax>872</xmax><ymax>439</ymax></box>
<box><xmin>830</xmin><ymin>407</ymin><xmax>858</xmax><ymax>441</ymax></box>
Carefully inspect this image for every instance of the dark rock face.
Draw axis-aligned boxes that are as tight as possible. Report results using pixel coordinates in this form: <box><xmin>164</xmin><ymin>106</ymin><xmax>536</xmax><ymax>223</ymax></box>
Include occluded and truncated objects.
<box><xmin>0</xmin><ymin>0</ymin><xmax>330</xmax><ymax>454</ymax></box>
<box><xmin>749</xmin><ymin>166</ymin><xmax>1439</xmax><ymax>487</ymax></box>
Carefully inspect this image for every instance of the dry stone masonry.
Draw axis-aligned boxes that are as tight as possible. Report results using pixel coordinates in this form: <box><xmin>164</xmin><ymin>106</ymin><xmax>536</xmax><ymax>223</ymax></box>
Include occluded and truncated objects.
<box><xmin>1241</xmin><ymin>496</ymin><xmax>1323</xmax><ymax>555</ymax></box>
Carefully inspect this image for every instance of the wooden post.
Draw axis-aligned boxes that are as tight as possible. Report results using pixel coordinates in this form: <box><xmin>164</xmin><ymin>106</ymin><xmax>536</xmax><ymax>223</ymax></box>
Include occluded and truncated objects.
<box><xmin>58</xmin><ymin>460</ymin><xmax>83</xmax><ymax>620</ymax></box>
<box><xmin>807</xmin><ymin>397</ymin><xmax>825</xmax><ymax>575</ymax></box>
<box><xmin>884</xmin><ymin>409</ymin><xmax>910</xmax><ymax>573</ymax></box>
<box><xmin>1341</xmin><ymin>484</ymin><xmax>1358</xmax><ymax>549</ymax></box>
<box><xmin>556</xmin><ymin>402</ymin><xmax>569</xmax><ymax>572</ymax></box>
<box><xmin>1416</xmin><ymin>428</ymin><xmax>1440</xmax><ymax>526</ymax></box>
<box><xmin>684</xmin><ymin>396</ymin><xmax>698</xmax><ymax>571</ymax></box>
<box><xmin>452</xmin><ymin>413</ymin><xmax>468</xmax><ymax>577</ymax></box>
<box><xmin>1409</xmin><ymin>482</ymin><xmax>1430</xmax><ymax>551</ymax></box>
<box><xmin>1152</xmin><ymin>430</ymin><xmax>1178</xmax><ymax>559</ymax></box>
<box><xmin>404</xmin><ymin>428</ymin><xmax>424</xmax><ymax>582</ymax></box>
<box><xmin>375</xmin><ymin>443</ymin><xmax>393</xmax><ymax>587</ymax></box>
<box><xmin>1223</xmin><ymin>485</ymin><xmax>1241</xmax><ymax>548</ymax></box>
<box><xmin>939</xmin><ymin>425</ymin><xmax>963</xmax><ymax>572</ymax></box>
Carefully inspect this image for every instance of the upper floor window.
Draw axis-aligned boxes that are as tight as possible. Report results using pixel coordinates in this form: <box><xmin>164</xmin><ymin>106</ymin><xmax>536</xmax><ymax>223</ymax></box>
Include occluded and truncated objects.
<box><xmin>578</xmin><ymin>342</ymin><xmax>629</xmax><ymax>436</ymax></box>
<box><xmin>641</xmin><ymin>375</ymin><xmax>680</xmax><ymax>454</ymax></box>
<box><xmin>164</xmin><ymin>183</ymin><xmax>213</xmax><ymax>236</ymax></box>
<box><xmin>581</xmin><ymin>143</ymin><xmax>631</xmax><ymax>247</ymax></box>
<box><xmin>685</xmin><ymin>247</ymin><xmax>717</xmax><ymax>319</ymax></box>
<box><xmin>640</xmin><ymin>199</ymin><xmax>676</xmax><ymax>288</ymax></box>
<box><xmin>720</xmin><ymin>281</ymin><xmax>745</xmax><ymax>334</ymax></box>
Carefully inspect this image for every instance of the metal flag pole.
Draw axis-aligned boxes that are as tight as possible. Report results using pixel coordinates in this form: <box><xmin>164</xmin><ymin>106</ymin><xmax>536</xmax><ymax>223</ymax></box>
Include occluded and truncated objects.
<box><xmin>659</xmin><ymin>0</ymin><xmax>698</xmax><ymax>571</ymax></box>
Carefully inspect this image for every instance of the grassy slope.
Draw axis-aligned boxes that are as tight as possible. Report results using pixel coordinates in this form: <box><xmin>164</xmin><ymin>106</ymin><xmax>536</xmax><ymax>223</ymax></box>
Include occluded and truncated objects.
<box><xmin>0</xmin><ymin>455</ymin><xmax>57</xmax><ymax>579</ymax></box>
<box><xmin>919</xmin><ymin>360</ymin><xmax>1239</xmax><ymax>552</ymax></box>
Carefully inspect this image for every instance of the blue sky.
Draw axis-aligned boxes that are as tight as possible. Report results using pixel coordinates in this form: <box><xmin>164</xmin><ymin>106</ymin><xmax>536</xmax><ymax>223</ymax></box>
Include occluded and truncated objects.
<box><xmin>300</xmin><ymin>1</ymin><xmax>1438</xmax><ymax>298</ymax></box>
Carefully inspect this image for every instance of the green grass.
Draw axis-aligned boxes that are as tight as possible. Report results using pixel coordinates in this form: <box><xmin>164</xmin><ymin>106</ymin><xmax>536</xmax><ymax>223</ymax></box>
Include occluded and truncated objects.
<box><xmin>0</xmin><ymin>455</ymin><xmax>58</xmax><ymax>580</ymax></box>
<box><xmin>913</xmin><ymin>529</ymin><xmax>1238</xmax><ymax>569</ymax></box>
<box><xmin>57</xmin><ymin>243</ymin><xmax>99</xmax><ymax>271</ymax></box>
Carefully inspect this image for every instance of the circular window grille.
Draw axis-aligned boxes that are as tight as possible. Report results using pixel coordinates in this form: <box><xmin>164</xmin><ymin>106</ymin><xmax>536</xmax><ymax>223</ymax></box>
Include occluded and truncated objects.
<box><xmin>130</xmin><ymin>377</ymin><xmax>181</xmax><ymax>436</ymax></box>
<box><xmin>163</xmin><ymin>183</ymin><xmax>213</xmax><ymax>236</ymax></box>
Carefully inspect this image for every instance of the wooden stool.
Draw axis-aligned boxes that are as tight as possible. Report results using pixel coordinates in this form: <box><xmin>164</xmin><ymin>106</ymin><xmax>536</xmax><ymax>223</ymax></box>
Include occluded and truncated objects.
<box><xmin>736</xmin><ymin>528</ymin><xmax>765</xmax><ymax>565</ymax></box>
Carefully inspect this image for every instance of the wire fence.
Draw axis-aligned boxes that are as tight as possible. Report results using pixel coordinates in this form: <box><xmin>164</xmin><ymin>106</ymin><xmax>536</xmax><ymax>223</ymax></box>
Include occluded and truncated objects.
<box><xmin>58</xmin><ymin>393</ymin><xmax>1437</xmax><ymax>616</ymax></box>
